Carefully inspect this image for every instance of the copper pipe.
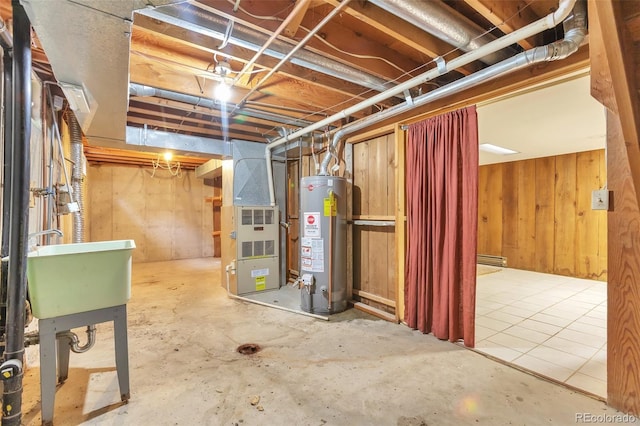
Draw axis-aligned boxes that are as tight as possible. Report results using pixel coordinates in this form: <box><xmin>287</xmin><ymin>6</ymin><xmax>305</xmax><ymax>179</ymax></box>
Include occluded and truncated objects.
<box><xmin>327</xmin><ymin>191</ymin><xmax>334</xmax><ymax>311</ymax></box>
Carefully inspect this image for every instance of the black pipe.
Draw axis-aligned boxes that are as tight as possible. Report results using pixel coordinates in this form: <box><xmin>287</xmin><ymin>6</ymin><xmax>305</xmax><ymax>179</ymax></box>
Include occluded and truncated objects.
<box><xmin>0</xmin><ymin>30</ymin><xmax>13</xmax><ymax>350</ymax></box>
<box><xmin>2</xmin><ymin>2</ymin><xmax>30</xmax><ymax>425</ymax></box>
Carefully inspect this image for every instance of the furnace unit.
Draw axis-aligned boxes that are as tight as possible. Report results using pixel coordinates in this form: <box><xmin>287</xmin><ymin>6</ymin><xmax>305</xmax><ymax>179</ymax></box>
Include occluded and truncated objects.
<box><xmin>234</xmin><ymin>205</ymin><xmax>280</xmax><ymax>295</ymax></box>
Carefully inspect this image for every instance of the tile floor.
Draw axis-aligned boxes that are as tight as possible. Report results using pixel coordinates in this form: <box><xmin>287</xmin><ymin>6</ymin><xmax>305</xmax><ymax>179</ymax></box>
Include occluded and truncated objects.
<box><xmin>474</xmin><ymin>267</ymin><xmax>607</xmax><ymax>399</ymax></box>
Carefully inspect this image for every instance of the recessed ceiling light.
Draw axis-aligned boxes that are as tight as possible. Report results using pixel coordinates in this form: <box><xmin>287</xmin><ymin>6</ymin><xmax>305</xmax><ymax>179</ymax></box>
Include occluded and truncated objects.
<box><xmin>479</xmin><ymin>143</ymin><xmax>519</xmax><ymax>155</ymax></box>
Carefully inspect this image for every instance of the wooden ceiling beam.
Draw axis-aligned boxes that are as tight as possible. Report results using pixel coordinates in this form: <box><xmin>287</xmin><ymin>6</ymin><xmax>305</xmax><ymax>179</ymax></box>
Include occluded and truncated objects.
<box><xmin>128</xmin><ymin>97</ymin><xmax>315</xmax><ymax>130</ymax></box>
<box><xmin>283</xmin><ymin>0</ymin><xmax>311</xmax><ymax>38</ymax></box>
<box><xmin>462</xmin><ymin>0</ymin><xmax>541</xmax><ymax>50</ymax></box>
<box><xmin>296</xmin><ymin>5</ymin><xmax>426</xmax><ymax>82</ymax></box>
<box><xmin>128</xmin><ymin>102</ymin><xmax>284</xmax><ymax>132</ymax></box>
<box><xmin>129</xmin><ymin>54</ymin><xmax>371</xmax><ymax>120</ymax></box>
<box><xmin>133</xmin><ymin>16</ymin><xmax>395</xmax><ymax>107</ymax></box>
<box><xmin>193</xmin><ymin>0</ymin><xmax>456</xmax><ymax>79</ymax></box>
<box><xmin>127</xmin><ymin>105</ymin><xmax>281</xmax><ymax>137</ymax></box>
<box><xmin>84</xmin><ymin>146</ymin><xmax>209</xmax><ymax>169</ymax></box>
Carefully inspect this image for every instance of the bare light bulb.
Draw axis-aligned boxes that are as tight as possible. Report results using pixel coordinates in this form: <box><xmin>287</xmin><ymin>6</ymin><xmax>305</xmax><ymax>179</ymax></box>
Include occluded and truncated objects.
<box><xmin>163</xmin><ymin>152</ymin><xmax>173</xmax><ymax>162</ymax></box>
<box><xmin>214</xmin><ymin>82</ymin><xmax>231</xmax><ymax>103</ymax></box>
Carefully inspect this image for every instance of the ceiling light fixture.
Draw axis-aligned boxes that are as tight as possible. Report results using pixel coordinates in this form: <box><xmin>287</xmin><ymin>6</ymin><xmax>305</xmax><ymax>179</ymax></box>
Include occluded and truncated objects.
<box><xmin>213</xmin><ymin>60</ymin><xmax>233</xmax><ymax>103</ymax></box>
<box><xmin>479</xmin><ymin>143</ymin><xmax>519</xmax><ymax>155</ymax></box>
<box><xmin>151</xmin><ymin>152</ymin><xmax>182</xmax><ymax>178</ymax></box>
<box><xmin>214</xmin><ymin>81</ymin><xmax>231</xmax><ymax>103</ymax></box>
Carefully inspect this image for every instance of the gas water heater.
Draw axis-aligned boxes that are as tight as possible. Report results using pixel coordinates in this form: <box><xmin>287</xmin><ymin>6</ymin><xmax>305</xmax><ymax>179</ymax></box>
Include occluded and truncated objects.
<box><xmin>299</xmin><ymin>176</ymin><xmax>347</xmax><ymax>314</ymax></box>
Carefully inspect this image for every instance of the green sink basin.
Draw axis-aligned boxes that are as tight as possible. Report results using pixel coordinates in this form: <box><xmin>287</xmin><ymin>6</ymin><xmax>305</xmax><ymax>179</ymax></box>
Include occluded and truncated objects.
<box><xmin>27</xmin><ymin>240</ymin><xmax>136</xmax><ymax>319</ymax></box>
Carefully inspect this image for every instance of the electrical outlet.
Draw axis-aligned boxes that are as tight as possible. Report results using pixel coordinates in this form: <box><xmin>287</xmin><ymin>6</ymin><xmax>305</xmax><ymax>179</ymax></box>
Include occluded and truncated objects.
<box><xmin>591</xmin><ymin>189</ymin><xmax>609</xmax><ymax>210</ymax></box>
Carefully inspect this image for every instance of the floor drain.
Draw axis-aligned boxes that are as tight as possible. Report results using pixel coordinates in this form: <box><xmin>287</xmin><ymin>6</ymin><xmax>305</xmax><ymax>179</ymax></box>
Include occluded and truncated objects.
<box><xmin>237</xmin><ymin>343</ymin><xmax>261</xmax><ymax>355</ymax></box>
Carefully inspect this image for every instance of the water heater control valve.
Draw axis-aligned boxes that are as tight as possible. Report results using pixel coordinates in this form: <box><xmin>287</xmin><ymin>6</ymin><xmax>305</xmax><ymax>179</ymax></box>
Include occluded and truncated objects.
<box><xmin>301</xmin><ymin>274</ymin><xmax>314</xmax><ymax>290</ymax></box>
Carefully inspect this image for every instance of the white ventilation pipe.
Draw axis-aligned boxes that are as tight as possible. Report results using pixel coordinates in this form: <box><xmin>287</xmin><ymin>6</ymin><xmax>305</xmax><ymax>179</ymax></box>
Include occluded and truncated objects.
<box><xmin>317</xmin><ymin>0</ymin><xmax>587</xmax><ymax>175</ymax></box>
<box><xmin>265</xmin><ymin>0</ymin><xmax>577</xmax><ymax>205</ymax></box>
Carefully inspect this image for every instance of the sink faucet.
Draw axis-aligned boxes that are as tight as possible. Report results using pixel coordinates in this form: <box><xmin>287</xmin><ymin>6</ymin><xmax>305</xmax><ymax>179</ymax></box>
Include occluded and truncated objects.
<box><xmin>28</xmin><ymin>229</ymin><xmax>63</xmax><ymax>239</ymax></box>
<box><xmin>28</xmin><ymin>229</ymin><xmax>63</xmax><ymax>252</ymax></box>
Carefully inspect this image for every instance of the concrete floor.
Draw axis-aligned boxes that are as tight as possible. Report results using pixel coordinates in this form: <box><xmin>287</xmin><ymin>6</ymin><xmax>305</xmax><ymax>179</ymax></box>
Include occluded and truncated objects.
<box><xmin>19</xmin><ymin>258</ymin><xmax>629</xmax><ymax>425</ymax></box>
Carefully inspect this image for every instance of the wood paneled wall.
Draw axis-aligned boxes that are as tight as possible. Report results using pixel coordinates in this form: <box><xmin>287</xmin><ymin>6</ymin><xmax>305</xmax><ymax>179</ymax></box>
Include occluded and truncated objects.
<box><xmin>88</xmin><ymin>164</ymin><xmax>214</xmax><ymax>263</ymax></box>
<box><xmin>352</xmin><ymin>133</ymin><xmax>396</xmax><ymax>313</ymax></box>
<box><xmin>606</xmin><ymin>111</ymin><xmax>640</xmax><ymax>415</ymax></box>
<box><xmin>478</xmin><ymin>149</ymin><xmax>607</xmax><ymax>281</ymax></box>
<box><xmin>285</xmin><ymin>155</ymin><xmax>314</xmax><ymax>281</ymax></box>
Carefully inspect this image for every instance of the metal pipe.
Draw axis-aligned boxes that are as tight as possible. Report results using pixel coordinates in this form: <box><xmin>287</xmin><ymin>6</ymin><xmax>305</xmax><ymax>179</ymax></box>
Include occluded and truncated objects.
<box><xmin>233</xmin><ymin>0</ymin><xmax>311</xmax><ymax>87</ymax></box>
<box><xmin>128</xmin><ymin>83</ymin><xmax>315</xmax><ymax>127</ymax></box>
<box><xmin>264</xmin><ymin>0</ymin><xmax>577</xmax><ymax>205</ymax></box>
<box><xmin>369</xmin><ymin>0</ymin><xmax>510</xmax><ymax>65</ymax></box>
<box><xmin>44</xmin><ymin>82</ymin><xmax>74</xmax><ymax>208</ymax></box>
<box><xmin>316</xmin><ymin>0</ymin><xmax>588</xmax><ymax>176</ymax></box>
<box><xmin>1</xmin><ymin>2</ymin><xmax>31</xmax><ymax>424</ymax></box>
<box><xmin>68</xmin><ymin>112</ymin><xmax>84</xmax><ymax>243</ymax></box>
<box><xmin>327</xmin><ymin>193</ymin><xmax>333</xmax><ymax>311</ymax></box>
<box><xmin>57</xmin><ymin>326</ymin><xmax>96</xmax><ymax>354</ymax></box>
<box><xmin>139</xmin><ymin>5</ymin><xmax>395</xmax><ymax>95</ymax></box>
<box><xmin>0</xmin><ymin>25</ymin><xmax>13</xmax><ymax>345</ymax></box>
<box><xmin>231</xmin><ymin>0</ymin><xmax>352</xmax><ymax>114</ymax></box>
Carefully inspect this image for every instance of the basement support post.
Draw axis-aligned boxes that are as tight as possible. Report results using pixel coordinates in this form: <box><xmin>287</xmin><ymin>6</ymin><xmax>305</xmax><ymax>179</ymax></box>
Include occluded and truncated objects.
<box><xmin>1</xmin><ymin>2</ymin><xmax>31</xmax><ymax>425</ymax></box>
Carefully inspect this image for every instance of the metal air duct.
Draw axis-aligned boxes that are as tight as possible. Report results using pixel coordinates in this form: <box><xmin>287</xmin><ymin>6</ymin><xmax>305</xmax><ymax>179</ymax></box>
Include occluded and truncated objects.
<box><xmin>67</xmin><ymin>111</ymin><xmax>84</xmax><ymax>243</ymax></box>
<box><xmin>368</xmin><ymin>0</ymin><xmax>511</xmax><ymax>65</ymax></box>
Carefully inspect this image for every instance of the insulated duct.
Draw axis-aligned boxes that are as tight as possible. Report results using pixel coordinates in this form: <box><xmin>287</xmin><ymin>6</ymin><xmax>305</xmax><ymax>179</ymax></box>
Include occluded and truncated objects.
<box><xmin>67</xmin><ymin>111</ymin><xmax>84</xmax><ymax>244</ymax></box>
<box><xmin>265</xmin><ymin>0</ymin><xmax>579</xmax><ymax>205</ymax></box>
<box><xmin>317</xmin><ymin>0</ymin><xmax>587</xmax><ymax>175</ymax></box>
<box><xmin>369</xmin><ymin>0</ymin><xmax>511</xmax><ymax>65</ymax></box>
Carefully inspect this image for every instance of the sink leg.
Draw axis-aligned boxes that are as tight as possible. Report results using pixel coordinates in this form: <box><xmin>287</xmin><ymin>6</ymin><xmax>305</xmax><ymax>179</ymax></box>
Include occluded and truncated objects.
<box><xmin>55</xmin><ymin>333</ymin><xmax>72</xmax><ymax>383</ymax></box>
<box><xmin>113</xmin><ymin>305</ymin><xmax>130</xmax><ymax>402</ymax></box>
<box><xmin>38</xmin><ymin>320</ymin><xmax>57</xmax><ymax>425</ymax></box>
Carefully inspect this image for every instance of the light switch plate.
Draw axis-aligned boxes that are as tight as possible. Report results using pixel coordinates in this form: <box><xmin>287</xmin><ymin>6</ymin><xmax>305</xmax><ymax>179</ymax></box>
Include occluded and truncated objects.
<box><xmin>592</xmin><ymin>189</ymin><xmax>609</xmax><ymax>210</ymax></box>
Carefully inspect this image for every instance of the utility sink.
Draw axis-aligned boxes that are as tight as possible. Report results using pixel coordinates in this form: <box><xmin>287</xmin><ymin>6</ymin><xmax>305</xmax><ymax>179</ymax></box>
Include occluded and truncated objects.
<box><xmin>27</xmin><ymin>240</ymin><xmax>136</xmax><ymax>319</ymax></box>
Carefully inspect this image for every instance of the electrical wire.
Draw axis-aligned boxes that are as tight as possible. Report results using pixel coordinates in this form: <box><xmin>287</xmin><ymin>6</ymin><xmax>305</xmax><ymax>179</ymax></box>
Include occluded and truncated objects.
<box><xmin>151</xmin><ymin>154</ymin><xmax>182</xmax><ymax>178</ymax></box>
<box><xmin>298</xmin><ymin>24</ymin><xmax>412</xmax><ymax>77</ymax></box>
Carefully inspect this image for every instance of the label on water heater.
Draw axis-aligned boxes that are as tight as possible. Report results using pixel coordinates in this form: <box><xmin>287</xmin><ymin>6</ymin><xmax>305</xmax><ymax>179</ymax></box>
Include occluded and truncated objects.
<box><xmin>324</xmin><ymin>193</ymin><xmax>336</xmax><ymax>216</ymax></box>
<box><xmin>301</xmin><ymin>237</ymin><xmax>324</xmax><ymax>272</ymax></box>
<box><xmin>303</xmin><ymin>212</ymin><xmax>321</xmax><ymax>237</ymax></box>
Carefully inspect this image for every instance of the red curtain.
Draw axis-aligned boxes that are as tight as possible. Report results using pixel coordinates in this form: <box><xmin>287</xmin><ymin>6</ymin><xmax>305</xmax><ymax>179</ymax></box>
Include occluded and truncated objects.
<box><xmin>404</xmin><ymin>106</ymin><xmax>478</xmax><ymax>347</ymax></box>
